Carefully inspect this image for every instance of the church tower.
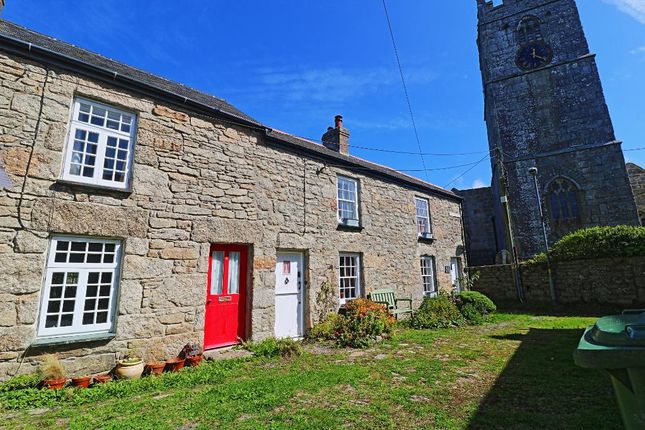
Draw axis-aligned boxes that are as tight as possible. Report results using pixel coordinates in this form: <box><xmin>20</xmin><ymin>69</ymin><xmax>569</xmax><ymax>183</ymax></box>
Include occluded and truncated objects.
<box><xmin>476</xmin><ymin>0</ymin><xmax>639</xmax><ymax>259</ymax></box>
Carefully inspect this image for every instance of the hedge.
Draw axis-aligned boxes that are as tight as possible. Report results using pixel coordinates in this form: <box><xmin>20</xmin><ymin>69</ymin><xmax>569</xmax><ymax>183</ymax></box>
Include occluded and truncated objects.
<box><xmin>528</xmin><ymin>226</ymin><xmax>645</xmax><ymax>264</ymax></box>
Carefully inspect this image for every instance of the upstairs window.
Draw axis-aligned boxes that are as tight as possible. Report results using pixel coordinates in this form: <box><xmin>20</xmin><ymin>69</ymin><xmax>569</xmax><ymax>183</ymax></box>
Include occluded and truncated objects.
<box><xmin>337</xmin><ymin>176</ymin><xmax>360</xmax><ymax>227</ymax></box>
<box><xmin>415</xmin><ymin>197</ymin><xmax>432</xmax><ymax>238</ymax></box>
<box><xmin>546</xmin><ymin>177</ymin><xmax>580</xmax><ymax>222</ymax></box>
<box><xmin>38</xmin><ymin>236</ymin><xmax>122</xmax><ymax>338</ymax></box>
<box><xmin>420</xmin><ymin>256</ymin><xmax>437</xmax><ymax>297</ymax></box>
<box><xmin>62</xmin><ymin>98</ymin><xmax>137</xmax><ymax>190</ymax></box>
<box><xmin>517</xmin><ymin>15</ymin><xmax>542</xmax><ymax>45</ymax></box>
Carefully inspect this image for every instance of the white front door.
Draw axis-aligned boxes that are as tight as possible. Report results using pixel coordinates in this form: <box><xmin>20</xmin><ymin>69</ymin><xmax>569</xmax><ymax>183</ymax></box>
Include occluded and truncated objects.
<box><xmin>274</xmin><ymin>252</ymin><xmax>304</xmax><ymax>338</ymax></box>
<box><xmin>450</xmin><ymin>257</ymin><xmax>462</xmax><ymax>293</ymax></box>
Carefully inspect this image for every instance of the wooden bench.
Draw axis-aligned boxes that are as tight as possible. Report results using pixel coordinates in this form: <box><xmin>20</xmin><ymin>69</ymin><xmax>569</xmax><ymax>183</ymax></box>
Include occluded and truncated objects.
<box><xmin>369</xmin><ymin>289</ymin><xmax>413</xmax><ymax>319</ymax></box>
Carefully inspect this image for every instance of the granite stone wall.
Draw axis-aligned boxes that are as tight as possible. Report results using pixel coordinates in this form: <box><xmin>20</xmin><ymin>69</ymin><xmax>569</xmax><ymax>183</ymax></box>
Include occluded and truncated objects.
<box><xmin>627</xmin><ymin>163</ymin><xmax>645</xmax><ymax>225</ymax></box>
<box><xmin>453</xmin><ymin>187</ymin><xmax>497</xmax><ymax>266</ymax></box>
<box><xmin>0</xmin><ymin>51</ymin><xmax>465</xmax><ymax>380</ymax></box>
<box><xmin>470</xmin><ymin>257</ymin><xmax>645</xmax><ymax>306</ymax></box>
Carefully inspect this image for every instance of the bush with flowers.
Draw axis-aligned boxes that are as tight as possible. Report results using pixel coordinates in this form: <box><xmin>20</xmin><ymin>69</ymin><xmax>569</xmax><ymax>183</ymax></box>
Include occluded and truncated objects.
<box><xmin>310</xmin><ymin>299</ymin><xmax>395</xmax><ymax>348</ymax></box>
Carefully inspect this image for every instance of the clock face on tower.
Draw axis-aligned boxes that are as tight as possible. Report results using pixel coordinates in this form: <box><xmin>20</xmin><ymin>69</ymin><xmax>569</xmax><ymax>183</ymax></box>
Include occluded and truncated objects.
<box><xmin>515</xmin><ymin>40</ymin><xmax>553</xmax><ymax>71</ymax></box>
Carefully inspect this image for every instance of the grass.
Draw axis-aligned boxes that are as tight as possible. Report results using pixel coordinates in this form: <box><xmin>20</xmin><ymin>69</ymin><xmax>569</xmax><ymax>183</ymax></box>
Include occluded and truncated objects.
<box><xmin>0</xmin><ymin>312</ymin><xmax>621</xmax><ymax>429</ymax></box>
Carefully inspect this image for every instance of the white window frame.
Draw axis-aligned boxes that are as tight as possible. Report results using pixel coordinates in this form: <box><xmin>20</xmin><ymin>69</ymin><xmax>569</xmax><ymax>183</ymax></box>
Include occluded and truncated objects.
<box><xmin>415</xmin><ymin>197</ymin><xmax>432</xmax><ymax>238</ymax></box>
<box><xmin>37</xmin><ymin>236</ymin><xmax>122</xmax><ymax>338</ymax></box>
<box><xmin>339</xmin><ymin>253</ymin><xmax>362</xmax><ymax>305</ymax></box>
<box><xmin>420</xmin><ymin>256</ymin><xmax>437</xmax><ymax>297</ymax></box>
<box><xmin>61</xmin><ymin>98</ymin><xmax>137</xmax><ymax>190</ymax></box>
<box><xmin>337</xmin><ymin>175</ymin><xmax>360</xmax><ymax>227</ymax></box>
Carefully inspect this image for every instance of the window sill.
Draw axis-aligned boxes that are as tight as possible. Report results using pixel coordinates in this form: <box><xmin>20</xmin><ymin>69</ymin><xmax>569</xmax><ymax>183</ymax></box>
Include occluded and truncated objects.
<box><xmin>31</xmin><ymin>332</ymin><xmax>116</xmax><ymax>348</ymax></box>
<box><xmin>417</xmin><ymin>234</ymin><xmax>435</xmax><ymax>243</ymax></box>
<box><xmin>337</xmin><ymin>223</ymin><xmax>364</xmax><ymax>232</ymax></box>
<box><xmin>55</xmin><ymin>179</ymin><xmax>133</xmax><ymax>195</ymax></box>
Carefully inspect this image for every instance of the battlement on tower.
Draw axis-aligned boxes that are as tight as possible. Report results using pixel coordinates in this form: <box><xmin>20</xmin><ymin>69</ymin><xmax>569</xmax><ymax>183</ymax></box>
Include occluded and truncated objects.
<box><xmin>477</xmin><ymin>0</ymin><xmax>570</xmax><ymax>23</ymax></box>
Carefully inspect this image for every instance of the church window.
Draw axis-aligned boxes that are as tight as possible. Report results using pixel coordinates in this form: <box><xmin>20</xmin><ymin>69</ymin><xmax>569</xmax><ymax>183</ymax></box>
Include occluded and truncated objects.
<box><xmin>517</xmin><ymin>15</ymin><xmax>542</xmax><ymax>45</ymax></box>
<box><xmin>546</xmin><ymin>177</ymin><xmax>580</xmax><ymax>221</ymax></box>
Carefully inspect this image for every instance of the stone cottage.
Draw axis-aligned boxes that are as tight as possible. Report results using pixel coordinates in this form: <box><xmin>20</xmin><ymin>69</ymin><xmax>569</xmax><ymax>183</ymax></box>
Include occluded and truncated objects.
<box><xmin>0</xmin><ymin>20</ymin><xmax>465</xmax><ymax>379</ymax></box>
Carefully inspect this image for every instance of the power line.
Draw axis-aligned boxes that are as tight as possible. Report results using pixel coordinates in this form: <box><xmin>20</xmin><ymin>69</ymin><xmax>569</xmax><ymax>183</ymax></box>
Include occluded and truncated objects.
<box><xmin>382</xmin><ymin>0</ymin><xmax>429</xmax><ymax>180</ymax></box>
<box><xmin>349</xmin><ymin>144</ymin><xmax>490</xmax><ymax>156</ymax></box>
<box><xmin>625</xmin><ymin>147</ymin><xmax>645</xmax><ymax>152</ymax></box>
<box><xmin>443</xmin><ymin>153</ymin><xmax>492</xmax><ymax>188</ymax></box>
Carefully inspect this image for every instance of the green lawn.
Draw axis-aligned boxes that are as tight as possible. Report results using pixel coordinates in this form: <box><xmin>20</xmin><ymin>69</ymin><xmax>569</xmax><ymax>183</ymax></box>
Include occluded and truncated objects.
<box><xmin>1</xmin><ymin>312</ymin><xmax>622</xmax><ymax>429</ymax></box>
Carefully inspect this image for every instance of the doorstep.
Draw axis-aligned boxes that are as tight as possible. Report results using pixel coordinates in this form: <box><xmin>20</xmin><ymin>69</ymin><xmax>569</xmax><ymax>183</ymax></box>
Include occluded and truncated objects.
<box><xmin>203</xmin><ymin>345</ymin><xmax>253</xmax><ymax>361</ymax></box>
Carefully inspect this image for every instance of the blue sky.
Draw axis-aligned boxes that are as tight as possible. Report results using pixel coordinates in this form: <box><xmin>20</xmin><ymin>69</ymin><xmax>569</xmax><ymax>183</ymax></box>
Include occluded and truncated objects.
<box><xmin>4</xmin><ymin>1</ymin><xmax>644</xmax><ymax>190</ymax></box>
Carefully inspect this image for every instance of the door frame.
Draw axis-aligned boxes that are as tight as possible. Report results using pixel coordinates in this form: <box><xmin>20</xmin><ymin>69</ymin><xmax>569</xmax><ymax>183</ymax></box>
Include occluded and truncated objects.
<box><xmin>274</xmin><ymin>250</ymin><xmax>306</xmax><ymax>338</ymax></box>
<box><xmin>204</xmin><ymin>243</ymin><xmax>249</xmax><ymax>350</ymax></box>
<box><xmin>450</xmin><ymin>257</ymin><xmax>463</xmax><ymax>293</ymax></box>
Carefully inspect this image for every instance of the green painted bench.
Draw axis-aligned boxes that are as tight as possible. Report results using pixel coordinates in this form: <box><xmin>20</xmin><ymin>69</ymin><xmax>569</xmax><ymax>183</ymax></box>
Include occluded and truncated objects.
<box><xmin>369</xmin><ymin>289</ymin><xmax>413</xmax><ymax>319</ymax></box>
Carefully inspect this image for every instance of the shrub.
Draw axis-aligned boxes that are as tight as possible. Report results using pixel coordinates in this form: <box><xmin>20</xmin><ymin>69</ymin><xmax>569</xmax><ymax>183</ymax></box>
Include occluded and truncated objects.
<box><xmin>457</xmin><ymin>291</ymin><xmax>496</xmax><ymax>315</ymax></box>
<box><xmin>337</xmin><ymin>299</ymin><xmax>395</xmax><ymax>348</ymax></box>
<box><xmin>409</xmin><ymin>294</ymin><xmax>464</xmax><ymax>329</ymax></box>
<box><xmin>243</xmin><ymin>337</ymin><xmax>303</xmax><ymax>359</ymax></box>
<box><xmin>308</xmin><ymin>313</ymin><xmax>345</xmax><ymax>341</ymax></box>
<box><xmin>459</xmin><ymin>303</ymin><xmax>486</xmax><ymax>325</ymax></box>
<box><xmin>455</xmin><ymin>291</ymin><xmax>496</xmax><ymax>325</ymax></box>
<box><xmin>38</xmin><ymin>354</ymin><xmax>65</xmax><ymax>380</ymax></box>
<box><xmin>528</xmin><ymin>226</ymin><xmax>645</xmax><ymax>264</ymax></box>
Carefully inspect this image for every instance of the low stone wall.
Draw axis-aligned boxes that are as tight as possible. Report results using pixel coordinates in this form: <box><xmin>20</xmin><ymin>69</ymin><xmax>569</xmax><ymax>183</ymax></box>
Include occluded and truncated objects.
<box><xmin>470</xmin><ymin>256</ymin><xmax>645</xmax><ymax>306</ymax></box>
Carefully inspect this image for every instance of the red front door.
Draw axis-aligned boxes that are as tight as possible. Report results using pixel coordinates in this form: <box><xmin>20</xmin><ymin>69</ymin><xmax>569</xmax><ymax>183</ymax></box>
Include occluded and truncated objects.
<box><xmin>204</xmin><ymin>245</ymin><xmax>248</xmax><ymax>349</ymax></box>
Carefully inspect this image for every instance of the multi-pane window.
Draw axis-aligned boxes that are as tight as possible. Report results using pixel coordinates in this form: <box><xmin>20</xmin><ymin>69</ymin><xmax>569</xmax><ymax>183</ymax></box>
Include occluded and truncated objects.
<box><xmin>337</xmin><ymin>176</ymin><xmax>360</xmax><ymax>226</ymax></box>
<box><xmin>547</xmin><ymin>177</ymin><xmax>580</xmax><ymax>221</ymax></box>
<box><xmin>420</xmin><ymin>256</ymin><xmax>437</xmax><ymax>297</ymax></box>
<box><xmin>38</xmin><ymin>236</ymin><xmax>122</xmax><ymax>338</ymax></box>
<box><xmin>415</xmin><ymin>197</ymin><xmax>432</xmax><ymax>237</ymax></box>
<box><xmin>62</xmin><ymin>98</ymin><xmax>136</xmax><ymax>190</ymax></box>
<box><xmin>339</xmin><ymin>253</ymin><xmax>361</xmax><ymax>305</ymax></box>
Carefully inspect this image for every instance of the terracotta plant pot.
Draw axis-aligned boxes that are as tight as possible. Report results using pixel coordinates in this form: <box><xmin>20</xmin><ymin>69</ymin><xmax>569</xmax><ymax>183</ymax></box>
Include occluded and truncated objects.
<box><xmin>93</xmin><ymin>374</ymin><xmax>112</xmax><ymax>384</ymax></box>
<box><xmin>115</xmin><ymin>359</ymin><xmax>145</xmax><ymax>380</ymax></box>
<box><xmin>185</xmin><ymin>354</ymin><xmax>203</xmax><ymax>367</ymax></box>
<box><xmin>43</xmin><ymin>378</ymin><xmax>67</xmax><ymax>390</ymax></box>
<box><xmin>164</xmin><ymin>357</ymin><xmax>185</xmax><ymax>372</ymax></box>
<box><xmin>71</xmin><ymin>376</ymin><xmax>92</xmax><ymax>388</ymax></box>
<box><xmin>146</xmin><ymin>361</ymin><xmax>165</xmax><ymax>376</ymax></box>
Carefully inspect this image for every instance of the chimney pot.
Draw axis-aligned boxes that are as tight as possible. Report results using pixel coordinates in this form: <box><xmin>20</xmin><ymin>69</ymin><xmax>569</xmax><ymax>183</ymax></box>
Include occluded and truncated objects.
<box><xmin>322</xmin><ymin>114</ymin><xmax>350</xmax><ymax>155</ymax></box>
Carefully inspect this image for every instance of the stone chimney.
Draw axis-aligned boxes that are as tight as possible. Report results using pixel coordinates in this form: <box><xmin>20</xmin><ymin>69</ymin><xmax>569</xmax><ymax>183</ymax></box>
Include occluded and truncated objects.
<box><xmin>0</xmin><ymin>0</ymin><xmax>5</xmax><ymax>16</ymax></box>
<box><xmin>322</xmin><ymin>115</ymin><xmax>350</xmax><ymax>155</ymax></box>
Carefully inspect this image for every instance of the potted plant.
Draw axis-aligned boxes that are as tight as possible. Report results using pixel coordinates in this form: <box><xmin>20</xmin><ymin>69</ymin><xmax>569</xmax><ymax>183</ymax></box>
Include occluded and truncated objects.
<box><xmin>144</xmin><ymin>346</ymin><xmax>166</xmax><ymax>376</ymax></box>
<box><xmin>180</xmin><ymin>343</ymin><xmax>203</xmax><ymax>367</ymax></box>
<box><xmin>164</xmin><ymin>356</ymin><xmax>185</xmax><ymax>372</ymax></box>
<box><xmin>114</xmin><ymin>351</ymin><xmax>145</xmax><ymax>380</ymax></box>
<box><xmin>71</xmin><ymin>375</ymin><xmax>92</xmax><ymax>388</ymax></box>
<box><xmin>93</xmin><ymin>374</ymin><xmax>112</xmax><ymax>384</ymax></box>
<box><xmin>39</xmin><ymin>354</ymin><xmax>67</xmax><ymax>390</ymax></box>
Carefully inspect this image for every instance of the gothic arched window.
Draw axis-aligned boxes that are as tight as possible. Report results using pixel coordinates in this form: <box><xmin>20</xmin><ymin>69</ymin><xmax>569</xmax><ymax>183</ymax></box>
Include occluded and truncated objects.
<box><xmin>517</xmin><ymin>15</ymin><xmax>542</xmax><ymax>45</ymax></box>
<box><xmin>546</xmin><ymin>177</ymin><xmax>580</xmax><ymax>222</ymax></box>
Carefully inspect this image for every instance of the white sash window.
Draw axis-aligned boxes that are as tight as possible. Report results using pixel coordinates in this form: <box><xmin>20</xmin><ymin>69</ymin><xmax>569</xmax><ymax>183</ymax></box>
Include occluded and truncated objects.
<box><xmin>339</xmin><ymin>253</ymin><xmax>361</xmax><ymax>304</ymax></box>
<box><xmin>415</xmin><ymin>197</ymin><xmax>432</xmax><ymax>237</ymax></box>
<box><xmin>337</xmin><ymin>176</ymin><xmax>360</xmax><ymax>227</ymax></box>
<box><xmin>62</xmin><ymin>98</ymin><xmax>137</xmax><ymax>190</ymax></box>
<box><xmin>38</xmin><ymin>236</ymin><xmax>122</xmax><ymax>338</ymax></box>
<box><xmin>421</xmin><ymin>256</ymin><xmax>437</xmax><ymax>297</ymax></box>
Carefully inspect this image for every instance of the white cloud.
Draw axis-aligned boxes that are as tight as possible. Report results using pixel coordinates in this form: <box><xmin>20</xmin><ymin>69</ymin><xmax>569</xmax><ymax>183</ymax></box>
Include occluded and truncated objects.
<box><xmin>603</xmin><ymin>0</ymin><xmax>645</xmax><ymax>24</ymax></box>
<box><xmin>631</xmin><ymin>46</ymin><xmax>645</xmax><ymax>54</ymax></box>
<box><xmin>471</xmin><ymin>178</ymin><xmax>487</xmax><ymax>189</ymax></box>
<box><xmin>226</xmin><ymin>65</ymin><xmax>440</xmax><ymax>104</ymax></box>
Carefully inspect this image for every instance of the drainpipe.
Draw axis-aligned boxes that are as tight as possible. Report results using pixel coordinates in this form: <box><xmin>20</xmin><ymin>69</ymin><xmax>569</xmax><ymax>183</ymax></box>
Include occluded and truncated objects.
<box><xmin>528</xmin><ymin>167</ymin><xmax>557</xmax><ymax>303</ymax></box>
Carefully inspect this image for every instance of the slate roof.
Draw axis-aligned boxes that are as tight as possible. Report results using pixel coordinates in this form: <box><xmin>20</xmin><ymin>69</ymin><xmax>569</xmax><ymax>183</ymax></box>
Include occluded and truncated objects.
<box><xmin>0</xmin><ymin>19</ymin><xmax>460</xmax><ymax>201</ymax></box>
